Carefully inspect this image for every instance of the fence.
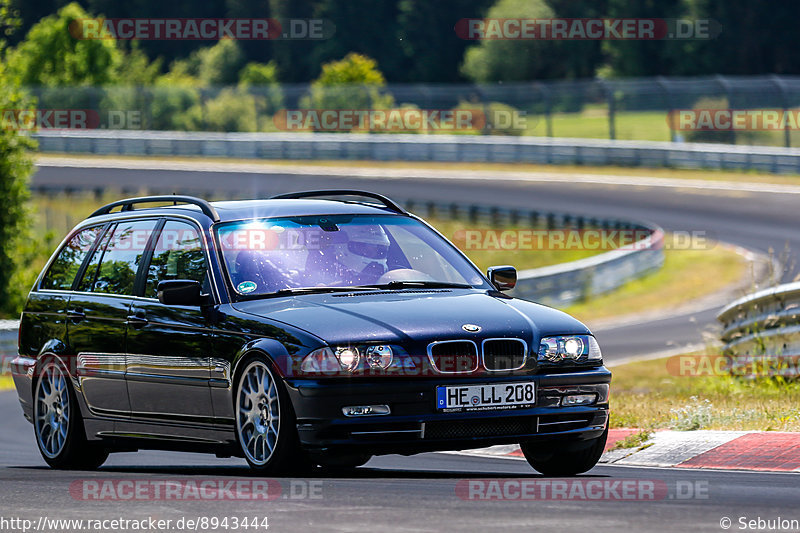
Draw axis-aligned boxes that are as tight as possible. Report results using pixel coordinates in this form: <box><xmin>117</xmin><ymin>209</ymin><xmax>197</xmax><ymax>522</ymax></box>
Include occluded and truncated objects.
<box><xmin>717</xmin><ymin>282</ymin><xmax>800</xmax><ymax>378</ymax></box>
<box><xmin>23</xmin><ymin>75</ymin><xmax>800</xmax><ymax>147</ymax></box>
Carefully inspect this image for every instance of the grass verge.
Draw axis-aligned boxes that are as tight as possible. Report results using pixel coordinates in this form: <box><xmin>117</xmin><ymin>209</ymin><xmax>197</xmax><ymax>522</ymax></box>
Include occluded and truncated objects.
<box><xmin>427</xmin><ymin>217</ymin><xmax>602</xmax><ymax>270</ymax></box>
<box><xmin>611</xmin><ymin>430</ymin><xmax>653</xmax><ymax>450</ymax></box>
<box><xmin>564</xmin><ymin>237</ymin><xmax>748</xmax><ymax>325</ymax></box>
<box><xmin>610</xmin><ymin>353</ymin><xmax>800</xmax><ymax>432</ymax></box>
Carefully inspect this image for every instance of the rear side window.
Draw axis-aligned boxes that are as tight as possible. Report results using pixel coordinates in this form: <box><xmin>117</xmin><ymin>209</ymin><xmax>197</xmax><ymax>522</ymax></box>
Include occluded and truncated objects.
<box><xmin>40</xmin><ymin>226</ymin><xmax>103</xmax><ymax>291</ymax></box>
<box><xmin>79</xmin><ymin>219</ymin><xmax>159</xmax><ymax>296</ymax></box>
<box><xmin>145</xmin><ymin>221</ymin><xmax>208</xmax><ymax>298</ymax></box>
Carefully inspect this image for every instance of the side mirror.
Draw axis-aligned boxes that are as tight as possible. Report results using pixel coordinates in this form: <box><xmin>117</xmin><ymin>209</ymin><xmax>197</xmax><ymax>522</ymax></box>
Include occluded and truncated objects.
<box><xmin>487</xmin><ymin>266</ymin><xmax>517</xmax><ymax>291</ymax></box>
<box><xmin>157</xmin><ymin>280</ymin><xmax>205</xmax><ymax>306</ymax></box>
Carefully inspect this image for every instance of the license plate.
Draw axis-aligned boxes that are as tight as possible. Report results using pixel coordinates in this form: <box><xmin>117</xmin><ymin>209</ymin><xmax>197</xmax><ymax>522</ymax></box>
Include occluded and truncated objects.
<box><xmin>436</xmin><ymin>382</ymin><xmax>535</xmax><ymax>412</ymax></box>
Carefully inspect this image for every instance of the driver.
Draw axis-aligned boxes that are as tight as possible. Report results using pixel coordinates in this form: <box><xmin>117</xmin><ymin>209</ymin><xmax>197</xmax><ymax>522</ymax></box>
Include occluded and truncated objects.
<box><xmin>332</xmin><ymin>224</ymin><xmax>391</xmax><ymax>285</ymax></box>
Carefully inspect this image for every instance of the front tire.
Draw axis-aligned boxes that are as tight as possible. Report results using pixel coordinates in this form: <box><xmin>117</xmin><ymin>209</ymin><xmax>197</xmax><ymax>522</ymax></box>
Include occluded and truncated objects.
<box><xmin>234</xmin><ymin>357</ymin><xmax>306</xmax><ymax>474</ymax></box>
<box><xmin>521</xmin><ymin>427</ymin><xmax>608</xmax><ymax>476</ymax></box>
<box><xmin>33</xmin><ymin>360</ymin><xmax>108</xmax><ymax>470</ymax></box>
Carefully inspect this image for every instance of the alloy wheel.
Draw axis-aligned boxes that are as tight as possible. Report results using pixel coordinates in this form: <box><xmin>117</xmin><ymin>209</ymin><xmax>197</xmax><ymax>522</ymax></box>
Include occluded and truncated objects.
<box><xmin>236</xmin><ymin>361</ymin><xmax>281</xmax><ymax>466</ymax></box>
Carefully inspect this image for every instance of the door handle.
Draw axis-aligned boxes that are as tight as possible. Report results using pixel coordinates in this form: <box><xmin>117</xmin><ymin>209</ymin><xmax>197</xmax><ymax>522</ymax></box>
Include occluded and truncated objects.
<box><xmin>67</xmin><ymin>308</ymin><xmax>85</xmax><ymax>321</ymax></box>
<box><xmin>126</xmin><ymin>312</ymin><xmax>148</xmax><ymax>328</ymax></box>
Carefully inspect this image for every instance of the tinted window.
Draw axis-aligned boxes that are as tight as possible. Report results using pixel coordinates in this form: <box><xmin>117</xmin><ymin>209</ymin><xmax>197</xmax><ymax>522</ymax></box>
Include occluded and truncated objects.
<box><xmin>145</xmin><ymin>221</ymin><xmax>208</xmax><ymax>298</ymax></box>
<box><xmin>76</xmin><ymin>227</ymin><xmax>113</xmax><ymax>293</ymax></box>
<box><xmin>40</xmin><ymin>226</ymin><xmax>104</xmax><ymax>290</ymax></box>
<box><xmin>80</xmin><ymin>219</ymin><xmax>158</xmax><ymax>296</ymax></box>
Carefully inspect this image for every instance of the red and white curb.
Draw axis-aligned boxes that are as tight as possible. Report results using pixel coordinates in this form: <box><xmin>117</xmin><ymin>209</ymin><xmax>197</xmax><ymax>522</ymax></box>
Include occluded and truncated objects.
<box><xmin>452</xmin><ymin>429</ymin><xmax>800</xmax><ymax>472</ymax></box>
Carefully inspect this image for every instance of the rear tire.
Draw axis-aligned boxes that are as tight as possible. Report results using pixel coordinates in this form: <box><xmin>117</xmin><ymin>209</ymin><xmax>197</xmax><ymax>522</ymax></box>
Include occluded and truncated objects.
<box><xmin>33</xmin><ymin>360</ymin><xmax>109</xmax><ymax>470</ymax></box>
<box><xmin>521</xmin><ymin>427</ymin><xmax>608</xmax><ymax>476</ymax></box>
<box><xmin>234</xmin><ymin>356</ymin><xmax>308</xmax><ymax>474</ymax></box>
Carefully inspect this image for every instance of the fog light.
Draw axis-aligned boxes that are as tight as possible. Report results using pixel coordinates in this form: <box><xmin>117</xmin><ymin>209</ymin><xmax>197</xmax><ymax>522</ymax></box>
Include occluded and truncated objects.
<box><xmin>365</xmin><ymin>345</ymin><xmax>393</xmax><ymax>369</ymax></box>
<box><xmin>342</xmin><ymin>405</ymin><xmax>391</xmax><ymax>417</ymax></box>
<box><xmin>335</xmin><ymin>347</ymin><xmax>360</xmax><ymax>371</ymax></box>
<box><xmin>562</xmin><ymin>394</ymin><xmax>596</xmax><ymax>406</ymax></box>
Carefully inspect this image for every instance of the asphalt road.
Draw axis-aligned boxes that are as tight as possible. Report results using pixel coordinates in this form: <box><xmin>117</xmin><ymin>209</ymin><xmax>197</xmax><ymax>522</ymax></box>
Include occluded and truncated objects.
<box><xmin>1</xmin><ymin>391</ymin><xmax>798</xmax><ymax>533</ymax></box>
<box><xmin>5</xmin><ymin>163</ymin><xmax>800</xmax><ymax>532</ymax></box>
<box><xmin>32</xmin><ymin>163</ymin><xmax>800</xmax><ymax>362</ymax></box>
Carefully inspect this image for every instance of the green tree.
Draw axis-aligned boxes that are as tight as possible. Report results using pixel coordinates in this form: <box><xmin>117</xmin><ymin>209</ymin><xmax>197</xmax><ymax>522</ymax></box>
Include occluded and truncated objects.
<box><xmin>0</xmin><ymin>0</ymin><xmax>37</xmax><ymax>315</ymax></box>
<box><xmin>197</xmin><ymin>38</ymin><xmax>246</xmax><ymax>86</ymax></box>
<box><xmin>6</xmin><ymin>2</ymin><xmax>121</xmax><ymax>86</ymax></box>
<box><xmin>602</xmin><ymin>0</ymin><xmax>685</xmax><ymax>77</ymax></box>
<box><xmin>396</xmin><ymin>0</ymin><xmax>494</xmax><ymax>82</ymax></box>
<box><xmin>461</xmin><ymin>0</ymin><xmax>591</xmax><ymax>82</ymax></box>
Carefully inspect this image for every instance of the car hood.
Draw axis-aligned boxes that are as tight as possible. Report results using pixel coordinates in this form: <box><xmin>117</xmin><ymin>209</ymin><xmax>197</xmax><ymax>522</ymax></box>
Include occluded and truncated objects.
<box><xmin>231</xmin><ymin>289</ymin><xmax>590</xmax><ymax>346</ymax></box>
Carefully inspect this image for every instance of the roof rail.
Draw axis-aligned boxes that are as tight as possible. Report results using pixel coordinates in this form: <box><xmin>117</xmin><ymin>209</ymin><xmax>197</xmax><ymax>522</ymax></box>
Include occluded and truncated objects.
<box><xmin>269</xmin><ymin>190</ymin><xmax>406</xmax><ymax>214</ymax></box>
<box><xmin>88</xmin><ymin>195</ymin><xmax>220</xmax><ymax>222</ymax></box>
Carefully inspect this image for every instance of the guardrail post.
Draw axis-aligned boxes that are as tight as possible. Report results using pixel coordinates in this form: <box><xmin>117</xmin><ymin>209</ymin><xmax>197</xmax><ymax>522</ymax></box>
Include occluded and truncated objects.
<box><xmin>770</xmin><ymin>75</ymin><xmax>791</xmax><ymax>149</ymax></box>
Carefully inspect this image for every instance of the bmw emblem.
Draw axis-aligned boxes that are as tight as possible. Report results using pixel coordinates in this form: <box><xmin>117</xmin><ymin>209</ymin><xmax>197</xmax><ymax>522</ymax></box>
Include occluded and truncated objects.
<box><xmin>462</xmin><ymin>324</ymin><xmax>481</xmax><ymax>333</ymax></box>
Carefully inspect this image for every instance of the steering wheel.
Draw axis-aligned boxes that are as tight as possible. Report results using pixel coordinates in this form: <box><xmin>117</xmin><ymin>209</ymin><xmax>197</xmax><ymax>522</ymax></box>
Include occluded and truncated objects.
<box><xmin>376</xmin><ymin>269</ymin><xmax>436</xmax><ymax>284</ymax></box>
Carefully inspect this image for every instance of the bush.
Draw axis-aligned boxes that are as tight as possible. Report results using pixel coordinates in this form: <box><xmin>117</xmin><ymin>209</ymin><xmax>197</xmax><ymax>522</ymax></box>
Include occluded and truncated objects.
<box><xmin>201</xmin><ymin>88</ymin><xmax>258</xmax><ymax>132</ymax></box>
<box><xmin>302</xmin><ymin>53</ymin><xmax>394</xmax><ymax>117</ymax></box>
<box><xmin>239</xmin><ymin>61</ymin><xmax>284</xmax><ymax>117</ymax></box>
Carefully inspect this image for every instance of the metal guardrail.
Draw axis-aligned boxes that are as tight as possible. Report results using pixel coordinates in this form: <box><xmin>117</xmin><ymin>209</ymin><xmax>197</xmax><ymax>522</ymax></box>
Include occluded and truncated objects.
<box><xmin>0</xmin><ymin>320</ymin><xmax>18</xmax><ymax>378</ymax></box>
<box><xmin>717</xmin><ymin>283</ymin><xmax>800</xmax><ymax>378</ymax></box>
<box><xmin>33</xmin><ymin>130</ymin><xmax>800</xmax><ymax>174</ymax></box>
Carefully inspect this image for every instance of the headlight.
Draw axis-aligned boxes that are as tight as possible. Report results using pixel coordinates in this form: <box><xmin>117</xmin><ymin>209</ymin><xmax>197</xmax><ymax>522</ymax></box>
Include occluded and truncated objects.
<box><xmin>335</xmin><ymin>347</ymin><xmax>360</xmax><ymax>371</ymax></box>
<box><xmin>300</xmin><ymin>344</ymin><xmax>415</xmax><ymax>375</ymax></box>
<box><xmin>537</xmin><ymin>335</ymin><xmax>602</xmax><ymax>364</ymax></box>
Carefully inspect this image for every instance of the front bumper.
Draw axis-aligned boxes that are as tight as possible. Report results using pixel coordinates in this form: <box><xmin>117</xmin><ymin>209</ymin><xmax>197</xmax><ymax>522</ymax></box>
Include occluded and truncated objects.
<box><xmin>285</xmin><ymin>367</ymin><xmax>611</xmax><ymax>455</ymax></box>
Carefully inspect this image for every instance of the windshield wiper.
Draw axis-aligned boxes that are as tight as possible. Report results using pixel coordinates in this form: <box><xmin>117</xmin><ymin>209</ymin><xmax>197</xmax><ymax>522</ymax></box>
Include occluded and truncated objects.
<box><xmin>270</xmin><ymin>286</ymin><xmax>381</xmax><ymax>296</ymax></box>
<box><xmin>238</xmin><ymin>286</ymin><xmax>382</xmax><ymax>299</ymax></box>
<box><xmin>373</xmin><ymin>281</ymin><xmax>473</xmax><ymax>289</ymax></box>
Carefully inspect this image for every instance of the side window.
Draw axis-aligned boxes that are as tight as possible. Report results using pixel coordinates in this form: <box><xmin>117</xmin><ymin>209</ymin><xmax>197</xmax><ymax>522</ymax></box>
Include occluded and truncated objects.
<box><xmin>80</xmin><ymin>219</ymin><xmax>159</xmax><ymax>296</ymax></box>
<box><xmin>40</xmin><ymin>226</ymin><xmax>104</xmax><ymax>290</ymax></box>
<box><xmin>76</xmin><ymin>227</ymin><xmax>113</xmax><ymax>293</ymax></box>
<box><xmin>145</xmin><ymin>220</ymin><xmax>209</xmax><ymax>298</ymax></box>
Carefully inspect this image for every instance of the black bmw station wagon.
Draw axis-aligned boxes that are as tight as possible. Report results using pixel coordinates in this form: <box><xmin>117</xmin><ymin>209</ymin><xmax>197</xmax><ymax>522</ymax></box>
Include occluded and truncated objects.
<box><xmin>11</xmin><ymin>190</ymin><xmax>610</xmax><ymax>475</ymax></box>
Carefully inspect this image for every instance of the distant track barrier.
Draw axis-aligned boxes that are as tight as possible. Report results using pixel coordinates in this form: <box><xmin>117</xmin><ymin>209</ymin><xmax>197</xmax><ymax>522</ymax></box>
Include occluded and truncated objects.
<box><xmin>32</xmin><ymin>129</ymin><xmax>800</xmax><ymax>174</ymax></box>
<box><xmin>718</xmin><ymin>282</ymin><xmax>800</xmax><ymax>378</ymax></box>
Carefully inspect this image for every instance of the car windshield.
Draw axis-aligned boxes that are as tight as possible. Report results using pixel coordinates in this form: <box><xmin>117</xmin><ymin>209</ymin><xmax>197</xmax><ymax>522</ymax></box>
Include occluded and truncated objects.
<box><xmin>216</xmin><ymin>214</ymin><xmax>489</xmax><ymax>296</ymax></box>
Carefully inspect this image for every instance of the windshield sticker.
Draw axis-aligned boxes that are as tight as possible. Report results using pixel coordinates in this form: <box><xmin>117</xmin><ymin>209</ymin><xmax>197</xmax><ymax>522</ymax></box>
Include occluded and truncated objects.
<box><xmin>237</xmin><ymin>281</ymin><xmax>258</xmax><ymax>294</ymax></box>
